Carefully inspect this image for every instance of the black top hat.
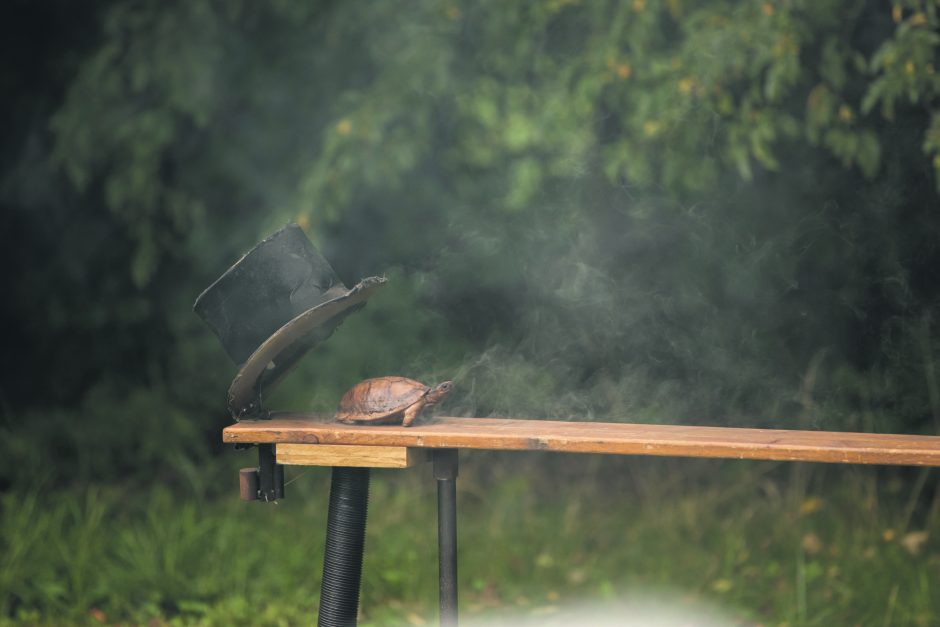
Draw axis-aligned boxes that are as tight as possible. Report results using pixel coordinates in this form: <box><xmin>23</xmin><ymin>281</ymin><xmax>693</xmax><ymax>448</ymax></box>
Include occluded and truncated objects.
<box><xmin>194</xmin><ymin>224</ymin><xmax>385</xmax><ymax>419</ymax></box>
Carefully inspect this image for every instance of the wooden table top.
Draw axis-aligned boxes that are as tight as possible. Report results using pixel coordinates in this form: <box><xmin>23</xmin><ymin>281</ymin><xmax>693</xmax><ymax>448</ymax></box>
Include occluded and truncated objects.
<box><xmin>223</xmin><ymin>414</ymin><xmax>940</xmax><ymax>466</ymax></box>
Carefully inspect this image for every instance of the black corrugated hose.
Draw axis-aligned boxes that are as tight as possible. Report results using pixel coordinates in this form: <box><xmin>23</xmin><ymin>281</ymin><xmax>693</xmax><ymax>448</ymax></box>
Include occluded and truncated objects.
<box><xmin>317</xmin><ymin>467</ymin><xmax>371</xmax><ymax>627</ymax></box>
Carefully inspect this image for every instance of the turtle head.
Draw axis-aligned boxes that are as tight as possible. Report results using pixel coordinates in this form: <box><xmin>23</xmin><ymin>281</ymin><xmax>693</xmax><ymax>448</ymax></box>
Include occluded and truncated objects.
<box><xmin>425</xmin><ymin>380</ymin><xmax>453</xmax><ymax>406</ymax></box>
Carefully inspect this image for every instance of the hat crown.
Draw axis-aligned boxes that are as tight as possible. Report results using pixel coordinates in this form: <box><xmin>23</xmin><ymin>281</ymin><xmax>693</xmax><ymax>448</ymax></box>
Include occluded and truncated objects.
<box><xmin>194</xmin><ymin>224</ymin><xmax>346</xmax><ymax>364</ymax></box>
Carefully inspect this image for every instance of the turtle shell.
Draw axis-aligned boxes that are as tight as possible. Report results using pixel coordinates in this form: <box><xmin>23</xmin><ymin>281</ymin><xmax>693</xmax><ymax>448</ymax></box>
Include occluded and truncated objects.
<box><xmin>336</xmin><ymin>377</ymin><xmax>430</xmax><ymax>422</ymax></box>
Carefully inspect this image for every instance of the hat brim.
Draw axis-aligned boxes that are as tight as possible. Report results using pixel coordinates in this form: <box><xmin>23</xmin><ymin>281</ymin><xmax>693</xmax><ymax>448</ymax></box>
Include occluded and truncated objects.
<box><xmin>227</xmin><ymin>275</ymin><xmax>386</xmax><ymax>419</ymax></box>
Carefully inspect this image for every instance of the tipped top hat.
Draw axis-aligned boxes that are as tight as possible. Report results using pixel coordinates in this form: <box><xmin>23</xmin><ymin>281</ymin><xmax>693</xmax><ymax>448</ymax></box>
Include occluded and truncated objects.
<box><xmin>194</xmin><ymin>224</ymin><xmax>385</xmax><ymax>419</ymax></box>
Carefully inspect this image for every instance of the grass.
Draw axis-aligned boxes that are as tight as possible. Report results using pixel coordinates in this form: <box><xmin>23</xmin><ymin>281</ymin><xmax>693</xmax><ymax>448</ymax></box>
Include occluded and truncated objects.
<box><xmin>1</xmin><ymin>452</ymin><xmax>938</xmax><ymax>626</ymax></box>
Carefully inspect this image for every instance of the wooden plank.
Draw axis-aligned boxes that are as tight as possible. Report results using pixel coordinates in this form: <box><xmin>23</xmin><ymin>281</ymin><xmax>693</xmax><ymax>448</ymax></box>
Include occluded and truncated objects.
<box><xmin>223</xmin><ymin>414</ymin><xmax>940</xmax><ymax>467</ymax></box>
<box><xmin>277</xmin><ymin>443</ymin><xmax>425</xmax><ymax>468</ymax></box>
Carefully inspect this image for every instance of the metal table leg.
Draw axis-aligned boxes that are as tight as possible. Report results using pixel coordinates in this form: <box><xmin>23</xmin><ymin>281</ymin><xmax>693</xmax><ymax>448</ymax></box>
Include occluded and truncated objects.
<box><xmin>433</xmin><ymin>449</ymin><xmax>459</xmax><ymax>626</ymax></box>
<box><xmin>318</xmin><ymin>466</ymin><xmax>371</xmax><ymax>627</ymax></box>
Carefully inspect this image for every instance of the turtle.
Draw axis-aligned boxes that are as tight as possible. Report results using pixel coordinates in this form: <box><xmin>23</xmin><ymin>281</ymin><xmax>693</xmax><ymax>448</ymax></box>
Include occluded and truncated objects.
<box><xmin>335</xmin><ymin>377</ymin><xmax>453</xmax><ymax>426</ymax></box>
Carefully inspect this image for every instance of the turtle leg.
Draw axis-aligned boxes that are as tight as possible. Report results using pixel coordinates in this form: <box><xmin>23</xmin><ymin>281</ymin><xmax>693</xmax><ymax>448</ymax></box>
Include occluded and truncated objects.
<box><xmin>401</xmin><ymin>402</ymin><xmax>424</xmax><ymax>427</ymax></box>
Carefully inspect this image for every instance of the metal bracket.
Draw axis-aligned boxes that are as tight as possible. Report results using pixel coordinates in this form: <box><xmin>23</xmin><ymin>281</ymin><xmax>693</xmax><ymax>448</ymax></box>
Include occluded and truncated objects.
<box><xmin>433</xmin><ymin>449</ymin><xmax>459</xmax><ymax>626</ymax></box>
<box><xmin>238</xmin><ymin>443</ymin><xmax>285</xmax><ymax>502</ymax></box>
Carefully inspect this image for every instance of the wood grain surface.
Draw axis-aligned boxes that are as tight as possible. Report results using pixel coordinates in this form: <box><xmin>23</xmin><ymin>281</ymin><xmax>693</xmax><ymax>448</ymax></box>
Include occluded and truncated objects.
<box><xmin>222</xmin><ymin>414</ymin><xmax>940</xmax><ymax>466</ymax></box>
<box><xmin>277</xmin><ymin>443</ymin><xmax>426</xmax><ymax>468</ymax></box>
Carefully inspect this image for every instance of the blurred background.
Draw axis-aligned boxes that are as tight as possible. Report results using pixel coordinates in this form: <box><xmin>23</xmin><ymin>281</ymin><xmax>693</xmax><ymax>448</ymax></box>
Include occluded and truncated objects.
<box><xmin>2</xmin><ymin>0</ymin><xmax>940</xmax><ymax>624</ymax></box>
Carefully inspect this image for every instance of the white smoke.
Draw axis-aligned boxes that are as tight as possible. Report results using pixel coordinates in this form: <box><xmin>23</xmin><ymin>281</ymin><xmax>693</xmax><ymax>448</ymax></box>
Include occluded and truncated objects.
<box><xmin>463</xmin><ymin>594</ymin><xmax>737</xmax><ymax>626</ymax></box>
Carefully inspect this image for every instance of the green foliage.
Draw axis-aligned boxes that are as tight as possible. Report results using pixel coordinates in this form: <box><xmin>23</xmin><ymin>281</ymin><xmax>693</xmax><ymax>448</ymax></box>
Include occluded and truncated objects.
<box><xmin>5</xmin><ymin>2</ymin><xmax>940</xmax><ymax>623</ymax></box>
<box><xmin>4</xmin><ymin>0</ymin><xmax>940</xmax><ymax>493</ymax></box>
<box><xmin>1</xmin><ymin>460</ymin><xmax>938</xmax><ymax>625</ymax></box>
<box><xmin>296</xmin><ymin>0</ymin><xmax>939</xmax><ymax>209</ymax></box>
